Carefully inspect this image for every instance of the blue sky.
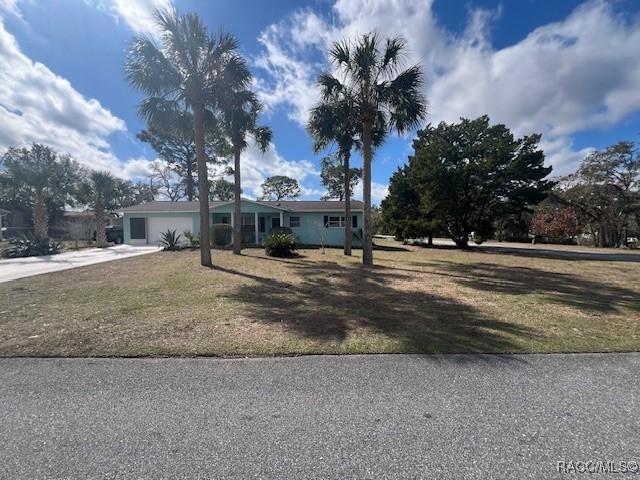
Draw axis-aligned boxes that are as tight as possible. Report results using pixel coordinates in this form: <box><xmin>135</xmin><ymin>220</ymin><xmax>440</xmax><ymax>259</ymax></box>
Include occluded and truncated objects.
<box><xmin>1</xmin><ymin>0</ymin><xmax>639</xmax><ymax>203</ymax></box>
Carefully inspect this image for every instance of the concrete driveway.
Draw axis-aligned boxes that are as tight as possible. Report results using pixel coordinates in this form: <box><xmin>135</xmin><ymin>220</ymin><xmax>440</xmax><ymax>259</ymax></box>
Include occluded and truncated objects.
<box><xmin>1</xmin><ymin>354</ymin><xmax>637</xmax><ymax>479</ymax></box>
<box><xmin>0</xmin><ymin>244</ymin><xmax>161</xmax><ymax>283</ymax></box>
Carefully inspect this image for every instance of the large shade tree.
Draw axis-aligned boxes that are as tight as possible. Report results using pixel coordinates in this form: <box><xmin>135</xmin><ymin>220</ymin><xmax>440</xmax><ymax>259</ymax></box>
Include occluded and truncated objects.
<box><xmin>0</xmin><ymin>144</ymin><xmax>80</xmax><ymax>239</ymax></box>
<box><xmin>126</xmin><ymin>8</ymin><xmax>248</xmax><ymax>266</ymax></box>
<box><xmin>407</xmin><ymin>116</ymin><xmax>553</xmax><ymax>247</ymax></box>
<box><xmin>260</xmin><ymin>175</ymin><xmax>300</xmax><ymax>201</ymax></box>
<box><xmin>318</xmin><ymin>155</ymin><xmax>361</xmax><ymax>202</ymax></box>
<box><xmin>556</xmin><ymin>141</ymin><xmax>639</xmax><ymax>247</ymax></box>
<box><xmin>316</xmin><ymin>34</ymin><xmax>427</xmax><ymax>265</ymax></box>
<box><xmin>218</xmin><ymin>88</ymin><xmax>271</xmax><ymax>255</ymax></box>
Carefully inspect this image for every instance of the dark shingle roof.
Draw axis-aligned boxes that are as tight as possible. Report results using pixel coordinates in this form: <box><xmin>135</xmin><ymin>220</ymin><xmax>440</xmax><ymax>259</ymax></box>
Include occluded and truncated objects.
<box><xmin>120</xmin><ymin>199</ymin><xmax>364</xmax><ymax>213</ymax></box>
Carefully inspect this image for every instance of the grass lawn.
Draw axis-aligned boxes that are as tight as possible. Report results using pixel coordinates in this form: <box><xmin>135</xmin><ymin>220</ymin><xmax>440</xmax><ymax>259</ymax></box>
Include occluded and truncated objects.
<box><xmin>0</xmin><ymin>239</ymin><xmax>638</xmax><ymax>356</ymax></box>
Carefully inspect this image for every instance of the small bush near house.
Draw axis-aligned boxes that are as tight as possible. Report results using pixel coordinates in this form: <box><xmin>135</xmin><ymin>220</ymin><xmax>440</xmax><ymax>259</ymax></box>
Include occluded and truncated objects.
<box><xmin>269</xmin><ymin>226</ymin><xmax>293</xmax><ymax>236</ymax></box>
<box><xmin>183</xmin><ymin>230</ymin><xmax>200</xmax><ymax>249</ymax></box>
<box><xmin>210</xmin><ymin>224</ymin><xmax>233</xmax><ymax>247</ymax></box>
<box><xmin>160</xmin><ymin>230</ymin><xmax>183</xmax><ymax>251</ymax></box>
<box><xmin>1</xmin><ymin>234</ymin><xmax>61</xmax><ymax>258</ymax></box>
<box><xmin>265</xmin><ymin>233</ymin><xmax>297</xmax><ymax>257</ymax></box>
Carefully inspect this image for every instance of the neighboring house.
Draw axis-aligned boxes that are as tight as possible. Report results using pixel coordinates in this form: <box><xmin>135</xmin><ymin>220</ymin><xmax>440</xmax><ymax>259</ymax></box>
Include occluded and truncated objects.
<box><xmin>119</xmin><ymin>199</ymin><xmax>364</xmax><ymax>246</ymax></box>
<box><xmin>61</xmin><ymin>211</ymin><xmax>120</xmax><ymax>240</ymax></box>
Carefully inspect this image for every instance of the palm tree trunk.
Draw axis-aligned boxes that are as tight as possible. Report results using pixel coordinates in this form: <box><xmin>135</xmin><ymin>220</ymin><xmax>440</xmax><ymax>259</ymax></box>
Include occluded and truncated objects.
<box><xmin>232</xmin><ymin>145</ymin><xmax>242</xmax><ymax>255</ymax></box>
<box><xmin>32</xmin><ymin>190</ymin><xmax>48</xmax><ymax>240</ymax></box>
<box><xmin>193</xmin><ymin>104</ymin><xmax>212</xmax><ymax>267</ymax></box>
<box><xmin>186</xmin><ymin>155</ymin><xmax>194</xmax><ymax>201</ymax></box>
<box><xmin>362</xmin><ymin>120</ymin><xmax>373</xmax><ymax>266</ymax></box>
<box><xmin>343</xmin><ymin>151</ymin><xmax>352</xmax><ymax>256</ymax></box>
<box><xmin>95</xmin><ymin>201</ymin><xmax>107</xmax><ymax>248</ymax></box>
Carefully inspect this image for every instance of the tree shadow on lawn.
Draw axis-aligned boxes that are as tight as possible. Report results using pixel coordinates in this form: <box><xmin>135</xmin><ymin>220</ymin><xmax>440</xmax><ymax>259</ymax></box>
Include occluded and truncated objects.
<box><xmin>424</xmin><ymin>261</ymin><xmax>640</xmax><ymax>315</ymax></box>
<box><xmin>474</xmin><ymin>245</ymin><xmax>640</xmax><ymax>263</ymax></box>
<box><xmin>215</xmin><ymin>259</ymin><xmax>539</xmax><ymax>355</ymax></box>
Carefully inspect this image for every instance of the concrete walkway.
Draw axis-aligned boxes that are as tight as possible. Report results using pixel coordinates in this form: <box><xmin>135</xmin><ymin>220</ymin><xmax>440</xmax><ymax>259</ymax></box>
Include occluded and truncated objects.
<box><xmin>0</xmin><ymin>244</ymin><xmax>161</xmax><ymax>283</ymax></box>
<box><xmin>1</xmin><ymin>354</ymin><xmax>638</xmax><ymax>479</ymax></box>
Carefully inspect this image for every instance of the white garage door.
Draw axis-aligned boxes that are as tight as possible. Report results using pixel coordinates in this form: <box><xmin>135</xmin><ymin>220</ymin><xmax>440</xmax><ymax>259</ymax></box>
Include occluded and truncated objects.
<box><xmin>147</xmin><ymin>216</ymin><xmax>193</xmax><ymax>245</ymax></box>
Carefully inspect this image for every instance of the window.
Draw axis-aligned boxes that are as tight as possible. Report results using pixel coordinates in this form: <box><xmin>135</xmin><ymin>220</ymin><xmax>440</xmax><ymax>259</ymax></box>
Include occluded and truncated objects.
<box><xmin>289</xmin><ymin>216</ymin><xmax>301</xmax><ymax>228</ymax></box>
<box><xmin>326</xmin><ymin>216</ymin><xmax>345</xmax><ymax>228</ymax></box>
<box><xmin>221</xmin><ymin>216</ymin><xmax>229</xmax><ymax>224</ymax></box>
<box><xmin>322</xmin><ymin>215</ymin><xmax>357</xmax><ymax>228</ymax></box>
<box><xmin>130</xmin><ymin>217</ymin><xmax>146</xmax><ymax>239</ymax></box>
<box><xmin>271</xmin><ymin>217</ymin><xmax>280</xmax><ymax>228</ymax></box>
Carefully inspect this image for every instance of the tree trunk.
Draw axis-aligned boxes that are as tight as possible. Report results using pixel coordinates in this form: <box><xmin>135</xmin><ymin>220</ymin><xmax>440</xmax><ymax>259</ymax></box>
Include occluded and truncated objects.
<box><xmin>232</xmin><ymin>145</ymin><xmax>242</xmax><ymax>255</ymax></box>
<box><xmin>193</xmin><ymin>104</ymin><xmax>212</xmax><ymax>267</ymax></box>
<box><xmin>361</xmin><ymin>120</ymin><xmax>373</xmax><ymax>266</ymax></box>
<box><xmin>427</xmin><ymin>232</ymin><xmax>433</xmax><ymax>247</ymax></box>
<box><xmin>343</xmin><ymin>151</ymin><xmax>352</xmax><ymax>256</ymax></box>
<box><xmin>186</xmin><ymin>155</ymin><xmax>194</xmax><ymax>201</ymax></box>
<box><xmin>95</xmin><ymin>201</ymin><xmax>107</xmax><ymax>248</ymax></box>
<box><xmin>454</xmin><ymin>236</ymin><xmax>469</xmax><ymax>248</ymax></box>
<box><xmin>32</xmin><ymin>190</ymin><xmax>48</xmax><ymax>240</ymax></box>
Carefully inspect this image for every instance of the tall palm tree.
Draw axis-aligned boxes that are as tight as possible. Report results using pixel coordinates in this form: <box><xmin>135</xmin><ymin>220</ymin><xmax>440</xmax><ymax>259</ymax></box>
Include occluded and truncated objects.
<box><xmin>219</xmin><ymin>88</ymin><xmax>272</xmax><ymax>255</ymax></box>
<box><xmin>308</xmin><ymin>98</ymin><xmax>383</xmax><ymax>255</ymax></box>
<box><xmin>318</xmin><ymin>34</ymin><xmax>427</xmax><ymax>265</ymax></box>
<box><xmin>81</xmin><ymin>171</ymin><xmax>118</xmax><ymax>248</ymax></box>
<box><xmin>125</xmin><ymin>8</ymin><xmax>250</xmax><ymax>266</ymax></box>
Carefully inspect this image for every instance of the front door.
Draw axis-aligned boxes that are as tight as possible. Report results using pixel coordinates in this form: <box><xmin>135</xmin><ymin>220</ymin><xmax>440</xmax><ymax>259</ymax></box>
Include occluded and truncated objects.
<box><xmin>271</xmin><ymin>217</ymin><xmax>280</xmax><ymax>229</ymax></box>
<box><xmin>259</xmin><ymin>216</ymin><xmax>266</xmax><ymax>233</ymax></box>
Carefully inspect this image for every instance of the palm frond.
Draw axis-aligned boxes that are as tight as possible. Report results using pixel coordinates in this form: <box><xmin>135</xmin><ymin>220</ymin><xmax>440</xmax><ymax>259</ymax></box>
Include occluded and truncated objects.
<box><xmin>253</xmin><ymin>126</ymin><xmax>273</xmax><ymax>153</ymax></box>
<box><xmin>379</xmin><ymin>64</ymin><xmax>427</xmax><ymax>134</ymax></box>
<box><xmin>381</xmin><ymin>36</ymin><xmax>407</xmax><ymax>75</ymax></box>
<box><xmin>125</xmin><ymin>37</ymin><xmax>182</xmax><ymax>96</ymax></box>
<box><xmin>352</xmin><ymin>33</ymin><xmax>379</xmax><ymax>86</ymax></box>
<box><xmin>138</xmin><ymin>97</ymin><xmax>183</xmax><ymax>126</ymax></box>
<box><xmin>317</xmin><ymin>73</ymin><xmax>344</xmax><ymax>100</ymax></box>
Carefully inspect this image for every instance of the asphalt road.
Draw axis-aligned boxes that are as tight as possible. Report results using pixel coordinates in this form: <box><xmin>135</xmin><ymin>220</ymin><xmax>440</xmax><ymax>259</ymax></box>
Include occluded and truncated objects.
<box><xmin>1</xmin><ymin>354</ymin><xmax>638</xmax><ymax>479</ymax></box>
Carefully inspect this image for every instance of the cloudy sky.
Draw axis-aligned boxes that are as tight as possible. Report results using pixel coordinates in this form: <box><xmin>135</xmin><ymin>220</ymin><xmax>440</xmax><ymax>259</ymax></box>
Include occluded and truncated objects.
<box><xmin>1</xmin><ymin>0</ymin><xmax>639</xmax><ymax>202</ymax></box>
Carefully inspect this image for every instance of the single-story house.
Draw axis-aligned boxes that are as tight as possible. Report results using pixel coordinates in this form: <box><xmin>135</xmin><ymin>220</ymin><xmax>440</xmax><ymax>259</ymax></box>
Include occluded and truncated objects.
<box><xmin>120</xmin><ymin>199</ymin><xmax>364</xmax><ymax>247</ymax></box>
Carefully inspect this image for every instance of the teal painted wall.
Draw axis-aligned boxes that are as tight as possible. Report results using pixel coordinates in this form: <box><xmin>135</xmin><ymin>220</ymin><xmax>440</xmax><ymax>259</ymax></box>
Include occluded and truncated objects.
<box><xmin>287</xmin><ymin>212</ymin><xmax>362</xmax><ymax>246</ymax></box>
<box><xmin>123</xmin><ymin>208</ymin><xmax>361</xmax><ymax>247</ymax></box>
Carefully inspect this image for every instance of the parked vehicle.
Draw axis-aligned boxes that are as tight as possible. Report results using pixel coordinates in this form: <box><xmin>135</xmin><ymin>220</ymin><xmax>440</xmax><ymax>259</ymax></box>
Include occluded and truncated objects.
<box><xmin>93</xmin><ymin>225</ymin><xmax>124</xmax><ymax>244</ymax></box>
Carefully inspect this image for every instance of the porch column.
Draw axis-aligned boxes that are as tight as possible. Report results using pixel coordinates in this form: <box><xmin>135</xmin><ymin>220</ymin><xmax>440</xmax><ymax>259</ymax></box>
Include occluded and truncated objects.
<box><xmin>280</xmin><ymin>211</ymin><xmax>284</xmax><ymax>227</ymax></box>
<box><xmin>254</xmin><ymin>211</ymin><xmax>259</xmax><ymax>244</ymax></box>
<box><xmin>230</xmin><ymin>213</ymin><xmax>234</xmax><ymax>227</ymax></box>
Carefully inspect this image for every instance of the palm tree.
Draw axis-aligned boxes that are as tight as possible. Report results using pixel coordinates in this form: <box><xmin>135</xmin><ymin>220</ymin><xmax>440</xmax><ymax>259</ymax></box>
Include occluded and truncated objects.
<box><xmin>81</xmin><ymin>171</ymin><xmax>118</xmax><ymax>248</ymax></box>
<box><xmin>125</xmin><ymin>8</ymin><xmax>250</xmax><ymax>266</ymax></box>
<box><xmin>1</xmin><ymin>144</ymin><xmax>79</xmax><ymax>240</ymax></box>
<box><xmin>317</xmin><ymin>34</ymin><xmax>427</xmax><ymax>265</ymax></box>
<box><xmin>308</xmin><ymin>98</ymin><xmax>382</xmax><ymax>255</ymax></box>
<box><xmin>218</xmin><ymin>88</ymin><xmax>272</xmax><ymax>255</ymax></box>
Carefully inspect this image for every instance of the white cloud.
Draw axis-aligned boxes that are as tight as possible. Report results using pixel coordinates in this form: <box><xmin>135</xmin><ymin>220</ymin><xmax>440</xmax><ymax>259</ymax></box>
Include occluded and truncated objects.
<box><xmin>85</xmin><ymin>0</ymin><xmax>171</xmax><ymax>36</ymax></box>
<box><xmin>254</xmin><ymin>0</ymin><xmax>640</xmax><ymax>175</ymax></box>
<box><xmin>0</xmin><ymin>18</ymin><xmax>133</xmax><ymax>175</ymax></box>
<box><xmin>353</xmin><ymin>180</ymin><xmax>389</xmax><ymax>205</ymax></box>
<box><xmin>0</xmin><ymin>0</ymin><xmax>21</xmax><ymax>17</ymax></box>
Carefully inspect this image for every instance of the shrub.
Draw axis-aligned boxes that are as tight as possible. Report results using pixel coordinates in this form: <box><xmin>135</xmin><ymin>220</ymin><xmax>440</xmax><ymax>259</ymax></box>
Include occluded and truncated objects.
<box><xmin>265</xmin><ymin>233</ymin><xmax>297</xmax><ymax>257</ymax></box>
<box><xmin>160</xmin><ymin>229</ymin><xmax>182</xmax><ymax>251</ymax></box>
<box><xmin>269</xmin><ymin>226</ymin><xmax>293</xmax><ymax>236</ymax></box>
<box><xmin>183</xmin><ymin>230</ymin><xmax>200</xmax><ymax>249</ymax></box>
<box><xmin>210</xmin><ymin>223</ymin><xmax>233</xmax><ymax>247</ymax></box>
<box><xmin>1</xmin><ymin>233</ymin><xmax>61</xmax><ymax>258</ymax></box>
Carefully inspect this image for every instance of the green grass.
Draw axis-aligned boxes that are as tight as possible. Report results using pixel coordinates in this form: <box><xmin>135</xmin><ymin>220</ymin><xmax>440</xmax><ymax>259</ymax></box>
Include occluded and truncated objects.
<box><xmin>0</xmin><ymin>240</ymin><xmax>638</xmax><ymax>356</ymax></box>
